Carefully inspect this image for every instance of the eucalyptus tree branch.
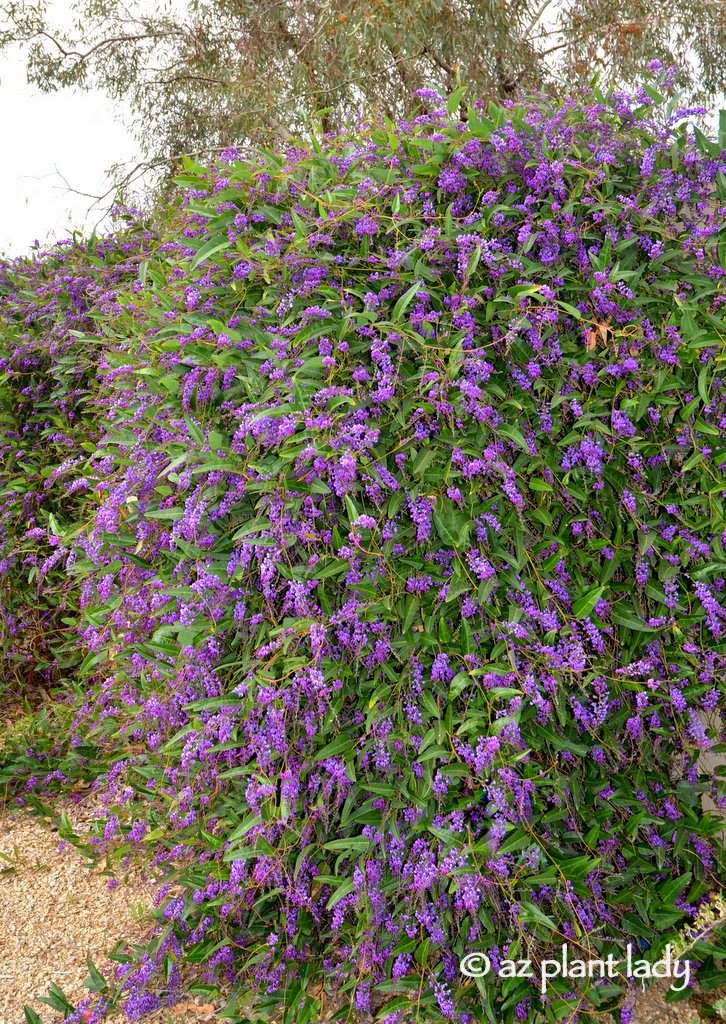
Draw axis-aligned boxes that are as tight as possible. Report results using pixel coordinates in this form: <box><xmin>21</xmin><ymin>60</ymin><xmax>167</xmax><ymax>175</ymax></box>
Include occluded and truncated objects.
<box><xmin>522</xmin><ymin>0</ymin><xmax>559</xmax><ymax>40</ymax></box>
<box><xmin>26</xmin><ymin>28</ymin><xmax>182</xmax><ymax>62</ymax></box>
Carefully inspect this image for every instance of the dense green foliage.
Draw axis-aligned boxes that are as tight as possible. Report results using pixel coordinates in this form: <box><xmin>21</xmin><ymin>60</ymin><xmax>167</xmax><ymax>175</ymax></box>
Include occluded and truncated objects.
<box><xmin>1</xmin><ymin>79</ymin><xmax>726</xmax><ymax>1024</ymax></box>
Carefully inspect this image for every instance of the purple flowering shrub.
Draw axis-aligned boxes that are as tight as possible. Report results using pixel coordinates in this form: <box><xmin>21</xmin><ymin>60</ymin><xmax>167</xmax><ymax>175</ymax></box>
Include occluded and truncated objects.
<box><xmin>2</xmin><ymin>76</ymin><xmax>726</xmax><ymax>1023</ymax></box>
<box><xmin>0</xmin><ymin>221</ymin><xmax>155</xmax><ymax>701</ymax></box>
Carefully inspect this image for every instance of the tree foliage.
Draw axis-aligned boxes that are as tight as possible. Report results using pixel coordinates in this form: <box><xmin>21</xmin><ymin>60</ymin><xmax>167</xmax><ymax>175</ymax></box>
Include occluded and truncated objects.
<box><xmin>1</xmin><ymin>0</ymin><xmax>723</xmax><ymax>184</ymax></box>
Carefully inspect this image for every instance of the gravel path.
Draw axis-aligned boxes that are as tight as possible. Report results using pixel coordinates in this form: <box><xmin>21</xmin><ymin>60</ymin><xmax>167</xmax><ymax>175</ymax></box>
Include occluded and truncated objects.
<box><xmin>0</xmin><ymin>801</ymin><xmax>151</xmax><ymax>1022</ymax></box>
<box><xmin>0</xmin><ymin>799</ymin><xmax>227</xmax><ymax>1023</ymax></box>
<box><xmin>631</xmin><ymin>981</ymin><xmax>702</xmax><ymax>1024</ymax></box>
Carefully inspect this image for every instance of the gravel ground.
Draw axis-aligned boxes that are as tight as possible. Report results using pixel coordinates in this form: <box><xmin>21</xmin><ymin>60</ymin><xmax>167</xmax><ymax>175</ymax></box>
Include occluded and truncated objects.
<box><xmin>0</xmin><ymin>803</ymin><xmax>716</xmax><ymax>1024</ymax></box>
<box><xmin>0</xmin><ymin>800</ymin><xmax>151</xmax><ymax>1022</ymax></box>
<box><xmin>0</xmin><ymin>797</ymin><xmax>229</xmax><ymax>1024</ymax></box>
<box><xmin>631</xmin><ymin>981</ymin><xmax>703</xmax><ymax>1023</ymax></box>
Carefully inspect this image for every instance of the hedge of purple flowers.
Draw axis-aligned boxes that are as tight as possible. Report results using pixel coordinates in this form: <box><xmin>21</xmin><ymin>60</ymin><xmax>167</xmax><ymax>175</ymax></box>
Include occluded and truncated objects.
<box><xmin>2</xmin><ymin>71</ymin><xmax>726</xmax><ymax>1024</ymax></box>
<box><xmin>0</xmin><ymin>217</ymin><xmax>157</xmax><ymax>701</ymax></box>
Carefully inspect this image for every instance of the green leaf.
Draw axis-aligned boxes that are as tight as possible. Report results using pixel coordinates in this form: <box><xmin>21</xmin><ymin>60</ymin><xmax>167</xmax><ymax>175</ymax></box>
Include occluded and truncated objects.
<box><xmin>519</xmin><ymin>901</ymin><xmax>558</xmax><ymax>931</ymax></box>
<box><xmin>344</xmin><ymin>494</ymin><xmax>360</xmax><ymax>522</ymax></box>
<box><xmin>37</xmin><ymin>982</ymin><xmax>74</xmax><ymax>1014</ymax></box>
<box><xmin>572</xmin><ymin>586</ymin><xmax>606</xmax><ymax>619</ymax></box>
<box><xmin>537</xmin><ymin>726</ymin><xmax>589</xmax><ymax>757</ymax></box>
<box><xmin>553</xmin><ymin>854</ymin><xmax>601</xmax><ymax>878</ymax></box>
<box><xmin>465</xmin><ymin>246</ymin><xmax>482</xmax><ymax>278</ymax></box>
<box><xmin>323</xmin><ymin>837</ymin><xmax>370</xmax><ymax>853</ymax></box>
<box><xmin>555</xmin><ymin>299</ymin><xmax>583</xmax><ymax>319</ymax></box>
<box><xmin>326</xmin><ymin>880</ymin><xmax>354</xmax><ymax>909</ymax></box>
<box><xmin>498</xmin><ymin>424</ymin><xmax>530</xmax><ymax>453</ymax></box>
<box><xmin>610</xmin><ymin>602</ymin><xmax>656</xmax><ymax>632</ymax></box>
<box><xmin>446</xmin><ymin>85</ymin><xmax>467</xmax><ymax>115</ymax></box>
<box><xmin>185</xmin><ymin>418</ymin><xmax>205</xmax><ymax>445</ymax></box>
<box><xmin>314</xmin><ymin>735</ymin><xmax>356</xmax><ymax>761</ymax></box>
<box><xmin>84</xmin><ymin>954</ymin><xmax>108</xmax><ymax>993</ymax></box>
<box><xmin>658</xmin><ymin>872</ymin><xmax>692</xmax><ymax>905</ymax></box>
<box><xmin>682</xmin><ymin>450</ymin><xmax>703</xmax><ymax>471</ymax></box>
<box><xmin>191</xmin><ymin>237</ymin><xmax>229</xmax><ymax>268</ymax></box>
<box><xmin>448</xmin><ymin>671</ymin><xmax>471</xmax><ymax>700</ymax></box>
<box><xmin>391</xmin><ymin>280</ymin><xmax>422</xmax><ymax>322</ymax></box>
<box><xmin>698</xmin><ymin>364</ymin><xmax>711</xmax><ymax>406</ymax></box>
<box><xmin>433</xmin><ymin>509</ymin><xmax>471</xmax><ymax>548</ymax></box>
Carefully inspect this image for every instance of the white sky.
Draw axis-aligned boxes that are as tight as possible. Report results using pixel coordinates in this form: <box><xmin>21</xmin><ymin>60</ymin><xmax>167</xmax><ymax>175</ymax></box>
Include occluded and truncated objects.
<box><xmin>0</xmin><ymin>42</ymin><xmax>140</xmax><ymax>258</ymax></box>
<box><xmin>0</xmin><ymin>12</ymin><xmax>143</xmax><ymax>260</ymax></box>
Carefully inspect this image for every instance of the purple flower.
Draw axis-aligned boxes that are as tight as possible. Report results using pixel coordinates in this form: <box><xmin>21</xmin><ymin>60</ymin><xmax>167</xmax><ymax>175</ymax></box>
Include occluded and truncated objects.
<box><xmin>354</xmin><ymin>214</ymin><xmax>378</xmax><ymax>238</ymax></box>
<box><xmin>612</xmin><ymin>409</ymin><xmax>636</xmax><ymax>438</ymax></box>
